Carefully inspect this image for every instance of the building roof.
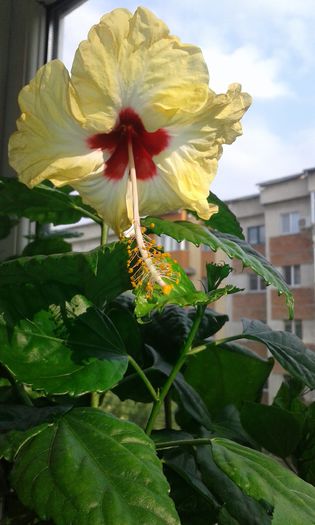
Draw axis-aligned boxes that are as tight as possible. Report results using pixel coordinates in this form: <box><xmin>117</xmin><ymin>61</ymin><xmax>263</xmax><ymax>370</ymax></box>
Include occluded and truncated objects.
<box><xmin>259</xmin><ymin>167</ymin><xmax>315</xmax><ymax>188</ymax></box>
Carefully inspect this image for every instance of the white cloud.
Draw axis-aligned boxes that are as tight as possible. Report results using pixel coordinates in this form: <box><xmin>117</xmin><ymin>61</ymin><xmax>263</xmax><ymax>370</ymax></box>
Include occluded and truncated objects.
<box><xmin>203</xmin><ymin>45</ymin><xmax>291</xmax><ymax>99</ymax></box>
<box><xmin>212</xmin><ymin>121</ymin><xmax>315</xmax><ymax>200</ymax></box>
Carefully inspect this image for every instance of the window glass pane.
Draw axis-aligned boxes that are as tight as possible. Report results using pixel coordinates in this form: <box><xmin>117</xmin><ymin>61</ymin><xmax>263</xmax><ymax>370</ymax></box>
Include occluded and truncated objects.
<box><xmin>283</xmin><ymin>266</ymin><xmax>291</xmax><ymax>284</ymax></box>
<box><xmin>249</xmin><ymin>273</ymin><xmax>258</xmax><ymax>290</ymax></box>
<box><xmin>259</xmin><ymin>225</ymin><xmax>265</xmax><ymax>243</ymax></box>
<box><xmin>295</xmin><ymin>320</ymin><xmax>303</xmax><ymax>339</ymax></box>
<box><xmin>293</xmin><ymin>265</ymin><xmax>301</xmax><ymax>285</ymax></box>
<box><xmin>291</xmin><ymin>212</ymin><xmax>300</xmax><ymax>233</ymax></box>
<box><xmin>281</xmin><ymin>212</ymin><xmax>300</xmax><ymax>234</ymax></box>
<box><xmin>248</xmin><ymin>227</ymin><xmax>258</xmax><ymax>244</ymax></box>
<box><xmin>281</xmin><ymin>214</ymin><xmax>290</xmax><ymax>234</ymax></box>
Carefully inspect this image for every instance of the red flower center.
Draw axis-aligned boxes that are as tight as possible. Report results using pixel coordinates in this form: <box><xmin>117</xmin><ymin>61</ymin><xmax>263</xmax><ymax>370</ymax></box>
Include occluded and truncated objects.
<box><xmin>87</xmin><ymin>108</ymin><xmax>170</xmax><ymax>181</ymax></box>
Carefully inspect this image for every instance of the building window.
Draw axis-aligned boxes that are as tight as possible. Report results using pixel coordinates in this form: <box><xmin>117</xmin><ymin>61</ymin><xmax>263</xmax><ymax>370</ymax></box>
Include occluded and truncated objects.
<box><xmin>284</xmin><ymin>319</ymin><xmax>303</xmax><ymax>339</ymax></box>
<box><xmin>158</xmin><ymin>235</ymin><xmax>186</xmax><ymax>252</ymax></box>
<box><xmin>247</xmin><ymin>225</ymin><xmax>265</xmax><ymax>244</ymax></box>
<box><xmin>249</xmin><ymin>273</ymin><xmax>266</xmax><ymax>291</ymax></box>
<box><xmin>283</xmin><ymin>265</ymin><xmax>301</xmax><ymax>286</ymax></box>
<box><xmin>281</xmin><ymin>212</ymin><xmax>300</xmax><ymax>234</ymax></box>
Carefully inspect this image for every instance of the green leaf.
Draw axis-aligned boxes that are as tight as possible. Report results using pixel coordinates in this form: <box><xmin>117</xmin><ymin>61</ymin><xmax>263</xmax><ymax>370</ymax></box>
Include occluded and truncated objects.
<box><xmin>185</xmin><ymin>341</ymin><xmax>273</xmax><ymax>417</ymax></box>
<box><xmin>0</xmin><ymin>177</ymin><xmax>100</xmax><ymax>225</ymax></box>
<box><xmin>0</xmin><ymin>301</ymin><xmax>128</xmax><ymax>395</ymax></box>
<box><xmin>242</xmin><ymin>319</ymin><xmax>315</xmax><ymax>389</ymax></box>
<box><xmin>134</xmin><ymin>255</ymin><xmax>209</xmax><ymax>318</ymax></box>
<box><xmin>241</xmin><ymin>402</ymin><xmax>304</xmax><ymax>457</ymax></box>
<box><xmin>162</xmin><ymin>443</ymin><xmax>219</xmax><ymax>524</ymax></box>
<box><xmin>0</xmin><ymin>423</ymin><xmax>49</xmax><ymax>461</ymax></box>
<box><xmin>142</xmin><ymin>217</ymin><xmax>294</xmax><ymax>318</ymax></box>
<box><xmin>196</xmin><ymin>445</ymin><xmax>272</xmax><ymax>524</ymax></box>
<box><xmin>11</xmin><ymin>408</ymin><xmax>180</xmax><ymax>525</ymax></box>
<box><xmin>0</xmin><ymin>241</ymin><xmax>131</xmax><ymax>322</ymax></box>
<box><xmin>273</xmin><ymin>376</ymin><xmax>306</xmax><ymax>412</ymax></box>
<box><xmin>190</xmin><ymin>192</ymin><xmax>244</xmax><ymax>239</ymax></box>
<box><xmin>140</xmin><ymin>304</ymin><xmax>228</xmax><ymax>365</ymax></box>
<box><xmin>22</xmin><ymin>236</ymin><xmax>72</xmax><ymax>256</ymax></box>
<box><xmin>295</xmin><ymin>403</ymin><xmax>315</xmax><ymax>485</ymax></box>
<box><xmin>211</xmin><ymin>438</ymin><xmax>315</xmax><ymax>524</ymax></box>
<box><xmin>0</xmin><ymin>405</ymin><xmax>70</xmax><ymax>432</ymax></box>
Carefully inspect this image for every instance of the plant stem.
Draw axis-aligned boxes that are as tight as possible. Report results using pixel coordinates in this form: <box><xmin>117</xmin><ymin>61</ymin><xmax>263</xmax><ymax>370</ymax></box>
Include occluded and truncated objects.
<box><xmin>91</xmin><ymin>392</ymin><xmax>100</xmax><ymax>408</ymax></box>
<box><xmin>164</xmin><ymin>393</ymin><xmax>173</xmax><ymax>430</ymax></box>
<box><xmin>214</xmin><ymin>334</ymin><xmax>243</xmax><ymax>346</ymax></box>
<box><xmin>0</xmin><ymin>364</ymin><xmax>34</xmax><ymax>406</ymax></box>
<box><xmin>128</xmin><ymin>355</ymin><xmax>159</xmax><ymax>401</ymax></box>
<box><xmin>101</xmin><ymin>221</ymin><xmax>109</xmax><ymax>246</ymax></box>
<box><xmin>155</xmin><ymin>437</ymin><xmax>212</xmax><ymax>450</ymax></box>
<box><xmin>72</xmin><ymin>204</ymin><xmax>103</xmax><ymax>225</ymax></box>
<box><xmin>90</xmin><ymin>221</ymin><xmax>109</xmax><ymax>408</ymax></box>
<box><xmin>145</xmin><ymin>304</ymin><xmax>205</xmax><ymax>435</ymax></box>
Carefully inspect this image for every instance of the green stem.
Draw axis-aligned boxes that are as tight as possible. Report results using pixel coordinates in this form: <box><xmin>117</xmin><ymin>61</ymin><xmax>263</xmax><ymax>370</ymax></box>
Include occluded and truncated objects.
<box><xmin>72</xmin><ymin>204</ymin><xmax>103</xmax><ymax>225</ymax></box>
<box><xmin>145</xmin><ymin>304</ymin><xmax>205</xmax><ymax>435</ymax></box>
<box><xmin>128</xmin><ymin>355</ymin><xmax>159</xmax><ymax>402</ymax></box>
<box><xmin>164</xmin><ymin>393</ymin><xmax>172</xmax><ymax>430</ymax></box>
<box><xmin>90</xmin><ymin>221</ymin><xmax>109</xmax><ymax>408</ymax></box>
<box><xmin>155</xmin><ymin>437</ymin><xmax>212</xmax><ymax>450</ymax></box>
<box><xmin>214</xmin><ymin>334</ymin><xmax>243</xmax><ymax>346</ymax></box>
<box><xmin>91</xmin><ymin>392</ymin><xmax>100</xmax><ymax>408</ymax></box>
<box><xmin>0</xmin><ymin>364</ymin><xmax>33</xmax><ymax>406</ymax></box>
<box><xmin>101</xmin><ymin>221</ymin><xmax>109</xmax><ymax>246</ymax></box>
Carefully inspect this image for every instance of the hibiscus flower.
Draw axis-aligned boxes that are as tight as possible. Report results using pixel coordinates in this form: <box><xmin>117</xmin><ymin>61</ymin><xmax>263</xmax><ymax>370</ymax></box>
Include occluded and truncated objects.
<box><xmin>9</xmin><ymin>6</ymin><xmax>251</xmax><ymax>293</ymax></box>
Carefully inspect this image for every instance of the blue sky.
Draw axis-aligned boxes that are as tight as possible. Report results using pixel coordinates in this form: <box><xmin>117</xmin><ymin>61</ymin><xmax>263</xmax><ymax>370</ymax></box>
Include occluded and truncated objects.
<box><xmin>60</xmin><ymin>0</ymin><xmax>315</xmax><ymax>200</ymax></box>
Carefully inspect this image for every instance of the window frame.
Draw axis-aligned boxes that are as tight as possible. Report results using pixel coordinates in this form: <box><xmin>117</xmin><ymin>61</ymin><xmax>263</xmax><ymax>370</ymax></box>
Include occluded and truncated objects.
<box><xmin>283</xmin><ymin>264</ymin><xmax>301</xmax><ymax>287</ymax></box>
<box><xmin>281</xmin><ymin>211</ymin><xmax>300</xmax><ymax>235</ymax></box>
<box><xmin>284</xmin><ymin>319</ymin><xmax>303</xmax><ymax>339</ymax></box>
<box><xmin>248</xmin><ymin>273</ymin><xmax>266</xmax><ymax>291</ymax></box>
<box><xmin>247</xmin><ymin>225</ymin><xmax>265</xmax><ymax>245</ymax></box>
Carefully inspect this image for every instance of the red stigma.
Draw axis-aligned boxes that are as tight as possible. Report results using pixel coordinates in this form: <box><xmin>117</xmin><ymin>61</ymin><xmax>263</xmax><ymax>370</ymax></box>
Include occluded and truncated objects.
<box><xmin>87</xmin><ymin>108</ymin><xmax>170</xmax><ymax>180</ymax></box>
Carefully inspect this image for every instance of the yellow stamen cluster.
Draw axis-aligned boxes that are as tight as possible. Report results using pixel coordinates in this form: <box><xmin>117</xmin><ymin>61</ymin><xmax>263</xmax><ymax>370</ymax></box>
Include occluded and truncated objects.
<box><xmin>126</xmin><ymin>231</ymin><xmax>180</xmax><ymax>298</ymax></box>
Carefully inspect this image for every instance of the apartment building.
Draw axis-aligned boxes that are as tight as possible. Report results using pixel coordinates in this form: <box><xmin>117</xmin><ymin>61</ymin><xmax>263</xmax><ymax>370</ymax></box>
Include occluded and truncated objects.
<box><xmin>225</xmin><ymin>167</ymin><xmax>315</xmax><ymax>397</ymax></box>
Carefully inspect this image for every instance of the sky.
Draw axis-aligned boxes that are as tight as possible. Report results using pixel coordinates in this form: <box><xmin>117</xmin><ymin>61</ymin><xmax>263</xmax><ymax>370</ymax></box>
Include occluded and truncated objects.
<box><xmin>60</xmin><ymin>0</ymin><xmax>315</xmax><ymax>200</ymax></box>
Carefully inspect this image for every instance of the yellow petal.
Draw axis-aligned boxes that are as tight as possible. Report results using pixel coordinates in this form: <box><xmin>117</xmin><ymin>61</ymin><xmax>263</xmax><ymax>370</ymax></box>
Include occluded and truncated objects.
<box><xmin>71</xmin><ymin>7</ymin><xmax>209</xmax><ymax>133</ymax></box>
<box><xmin>73</xmin><ymin>174</ymin><xmax>130</xmax><ymax>234</ymax></box>
<box><xmin>8</xmin><ymin>60</ymin><xmax>103</xmax><ymax>188</ymax></box>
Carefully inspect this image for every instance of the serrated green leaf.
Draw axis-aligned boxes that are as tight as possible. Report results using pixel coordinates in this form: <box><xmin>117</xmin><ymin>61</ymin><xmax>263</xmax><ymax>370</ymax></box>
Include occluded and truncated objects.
<box><xmin>211</xmin><ymin>438</ymin><xmax>315</xmax><ymax>524</ymax></box>
<box><xmin>191</xmin><ymin>191</ymin><xmax>244</xmax><ymax>239</ymax></box>
<box><xmin>142</xmin><ymin>217</ymin><xmax>294</xmax><ymax>319</ymax></box>
<box><xmin>0</xmin><ymin>303</ymin><xmax>128</xmax><ymax>395</ymax></box>
<box><xmin>185</xmin><ymin>342</ymin><xmax>273</xmax><ymax>417</ymax></box>
<box><xmin>242</xmin><ymin>319</ymin><xmax>315</xmax><ymax>389</ymax></box>
<box><xmin>0</xmin><ymin>423</ymin><xmax>49</xmax><ymax>462</ymax></box>
<box><xmin>11</xmin><ymin>408</ymin><xmax>180</xmax><ymax>525</ymax></box>
<box><xmin>240</xmin><ymin>402</ymin><xmax>304</xmax><ymax>457</ymax></box>
<box><xmin>0</xmin><ymin>177</ymin><xmax>99</xmax><ymax>225</ymax></box>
